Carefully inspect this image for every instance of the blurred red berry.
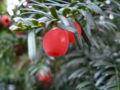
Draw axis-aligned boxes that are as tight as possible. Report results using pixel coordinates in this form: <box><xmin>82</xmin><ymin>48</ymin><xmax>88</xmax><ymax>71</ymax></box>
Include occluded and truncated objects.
<box><xmin>74</xmin><ymin>21</ymin><xmax>82</xmax><ymax>35</ymax></box>
<box><xmin>38</xmin><ymin>71</ymin><xmax>53</xmax><ymax>83</ymax></box>
<box><xmin>65</xmin><ymin>31</ymin><xmax>76</xmax><ymax>43</ymax></box>
<box><xmin>38</xmin><ymin>73</ymin><xmax>47</xmax><ymax>82</ymax></box>
<box><xmin>1</xmin><ymin>14</ymin><xmax>12</xmax><ymax>26</ymax></box>
<box><xmin>43</xmin><ymin>27</ymin><xmax>69</xmax><ymax>56</ymax></box>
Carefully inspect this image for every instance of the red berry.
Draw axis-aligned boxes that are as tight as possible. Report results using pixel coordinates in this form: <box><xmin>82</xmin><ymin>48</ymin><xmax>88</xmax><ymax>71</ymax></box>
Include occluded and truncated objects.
<box><xmin>38</xmin><ymin>73</ymin><xmax>47</xmax><ymax>82</ymax></box>
<box><xmin>38</xmin><ymin>71</ymin><xmax>53</xmax><ymax>83</ymax></box>
<box><xmin>74</xmin><ymin>21</ymin><xmax>82</xmax><ymax>35</ymax></box>
<box><xmin>43</xmin><ymin>27</ymin><xmax>69</xmax><ymax>56</ymax></box>
<box><xmin>65</xmin><ymin>31</ymin><xmax>76</xmax><ymax>43</ymax></box>
<box><xmin>1</xmin><ymin>14</ymin><xmax>12</xmax><ymax>26</ymax></box>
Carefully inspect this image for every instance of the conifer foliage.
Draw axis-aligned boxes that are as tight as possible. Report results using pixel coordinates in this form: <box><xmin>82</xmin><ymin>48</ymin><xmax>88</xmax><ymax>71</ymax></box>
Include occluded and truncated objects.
<box><xmin>0</xmin><ymin>0</ymin><xmax>120</xmax><ymax>90</ymax></box>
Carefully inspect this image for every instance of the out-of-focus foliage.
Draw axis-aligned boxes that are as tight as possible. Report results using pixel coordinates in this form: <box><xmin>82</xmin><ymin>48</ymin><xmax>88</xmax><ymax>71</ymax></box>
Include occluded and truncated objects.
<box><xmin>0</xmin><ymin>1</ymin><xmax>28</xmax><ymax>90</ymax></box>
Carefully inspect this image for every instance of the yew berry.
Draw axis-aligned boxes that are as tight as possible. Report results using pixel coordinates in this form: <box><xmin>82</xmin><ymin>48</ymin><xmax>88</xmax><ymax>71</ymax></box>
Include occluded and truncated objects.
<box><xmin>65</xmin><ymin>31</ymin><xmax>76</xmax><ymax>43</ymax></box>
<box><xmin>0</xmin><ymin>14</ymin><xmax>12</xmax><ymax>26</ymax></box>
<box><xmin>74</xmin><ymin>21</ymin><xmax>82</xmax><ymax>35</ymax></box>
<box><xmin>38</xmin><ymin>71</ymin><xmax>53</xmax><ymax>83</ymax></box>
<box><xmin>43</xmin><ymin>27</ymin><xmax>69</xmax><ymax>56</ymax></box>
<box><xmin>38</xmin><ymin>73</ymin><xmax>47</xmax><ymax>82</ymax></box>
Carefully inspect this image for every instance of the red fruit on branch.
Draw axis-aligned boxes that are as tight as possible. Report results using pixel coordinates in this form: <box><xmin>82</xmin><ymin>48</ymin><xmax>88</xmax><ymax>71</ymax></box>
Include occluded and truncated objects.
<box><xmin>43</xmin><ymin>27</ymin><xmax>69</xmax><ymax>56</ymax></box>
<box><xmin>74</xmin><ymin>21</ymin><xmax>82</xmax><ymax>35</ymax></box>
<box><xmin>38</xmin><ymin>73</ymin><xmax>47</xmax><ymax>82</ymax></box>
<box><xmin>38</xmin><ymin>71</ymin><xmax>53</xmax><ymax>83</ymax></box>
<box><xmin>0</xmin><ymin>14</ymin><xmax>12</xmax><ymax>26</ymax></box>
<box><xmin>65</xmin><ymin>31</ymin><xmax>76</xmax><ymax>43</ymax></box>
